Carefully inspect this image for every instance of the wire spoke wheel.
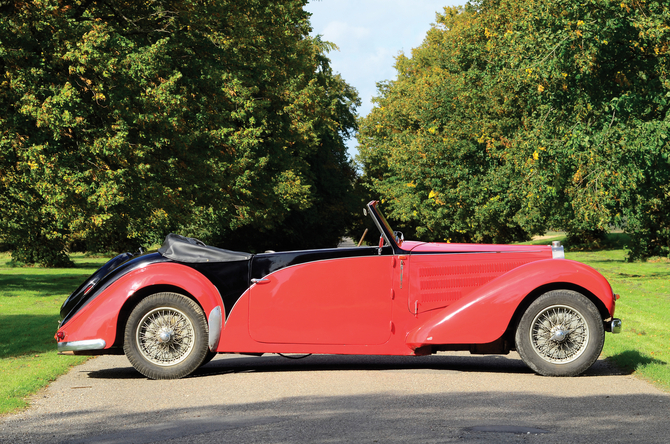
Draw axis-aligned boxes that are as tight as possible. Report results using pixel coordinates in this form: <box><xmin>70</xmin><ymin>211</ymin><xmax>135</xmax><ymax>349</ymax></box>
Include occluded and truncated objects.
<box><xmin>136</xmin><ymin>307</ymin><xmax>196</xmax><ymax>366</ymax></box>
<box><xmin>124</xmin><ymin>292</ymin><xmax>209</xmax><ymax>379</ymax></box>
<box><xmin>529</xmin><ymin>305</ymin><xmax>589</xmax><ymax>364</ymax></box>
<box><xmin>515</xmin><ymin>290</ymin><xmax>605</xmax><ymax>377</ymax></box>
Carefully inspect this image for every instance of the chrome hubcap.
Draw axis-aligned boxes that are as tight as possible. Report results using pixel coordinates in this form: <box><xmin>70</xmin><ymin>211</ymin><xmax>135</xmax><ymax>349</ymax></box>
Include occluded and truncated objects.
<box><xmin>158</xmin><ymin>330</ymin><xmax>173</xmax><ymax>343</ymax></box>
<box><xmin>136</xmin><ymin>307</ymin><xmax>195</xmax><ymax>366</ymax></box>
<box><xmin>549</xmin><ymin>327</ymin><xmax>569</xmax><ymax>342</ymax></box>
<box><xmin>530</xmin><ymin>305</ymin><xmax>589</xmax><ymax>364</ymax></box>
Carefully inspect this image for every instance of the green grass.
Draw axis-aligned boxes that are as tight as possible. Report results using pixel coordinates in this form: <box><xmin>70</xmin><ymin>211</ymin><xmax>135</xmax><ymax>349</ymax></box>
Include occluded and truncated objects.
<box><xmin>0</xmin><ymin>252</ymin><xmax>110</xmax><ymax>415</ymax></box>
<box><xmin>567</xmin><ymin>248</ymin><xmax>670</xmax><ymax>391</ymax></box>
<box><xmin>526</xmin><ymin>234</ymin><xmax>670</xmax><ymax>390</ymax></box>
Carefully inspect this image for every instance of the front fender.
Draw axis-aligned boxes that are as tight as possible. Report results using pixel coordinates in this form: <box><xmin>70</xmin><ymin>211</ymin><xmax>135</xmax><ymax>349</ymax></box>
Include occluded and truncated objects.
<box><xmin>406</xmin><ymin>259</ymin><xmax>615</xmax><ymax>348</ymax></box>
<box><xmin>56</xmin><ymin>263</ymin><xmax>223</xmax><ymax>350</ymax></box>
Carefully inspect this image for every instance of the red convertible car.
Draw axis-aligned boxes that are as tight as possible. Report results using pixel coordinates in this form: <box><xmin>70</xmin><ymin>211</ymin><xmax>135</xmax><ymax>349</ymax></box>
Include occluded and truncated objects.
<box><xmin>56</xmin><ymin>201</ymin><xmax>621</xmax><ymax>379</ymax></box>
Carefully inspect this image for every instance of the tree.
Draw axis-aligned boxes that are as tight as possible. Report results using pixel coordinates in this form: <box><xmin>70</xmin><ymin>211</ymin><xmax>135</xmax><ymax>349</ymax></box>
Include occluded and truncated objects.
<box><xmin>0</xmin><ymin>0</ymin><xmax>359</xmax><ymax>265</ymax></box>
<box><xmin>358</xmin><ymin>0</ymin><xmax>670</xmax><ymax>258</ymax></box>
<box><xmin>206</xmin><ymin>39</ymin><xmax>362</xmax><ymax>252</ymax></box>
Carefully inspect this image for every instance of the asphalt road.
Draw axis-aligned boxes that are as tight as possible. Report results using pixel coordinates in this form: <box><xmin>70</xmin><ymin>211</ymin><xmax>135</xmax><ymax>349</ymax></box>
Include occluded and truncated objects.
<box><xmin>2</xmin><ymin>352</ymin><xmax>670</xmax><ymax>443</ymax></box>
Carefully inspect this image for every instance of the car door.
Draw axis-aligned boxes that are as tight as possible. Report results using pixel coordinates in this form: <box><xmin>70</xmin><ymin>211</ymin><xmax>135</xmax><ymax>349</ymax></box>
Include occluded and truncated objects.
<box><xmin>249</xmin><ymin>251</ymin><xmax>394</xmax><ymax>345</ymax></box>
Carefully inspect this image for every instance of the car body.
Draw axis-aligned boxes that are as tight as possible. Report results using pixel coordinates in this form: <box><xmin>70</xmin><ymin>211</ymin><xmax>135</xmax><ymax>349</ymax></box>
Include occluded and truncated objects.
<box><xmin>56</xmin><ymin>201</ymin><xmax>622</xmax><ymax>379</ymax></box>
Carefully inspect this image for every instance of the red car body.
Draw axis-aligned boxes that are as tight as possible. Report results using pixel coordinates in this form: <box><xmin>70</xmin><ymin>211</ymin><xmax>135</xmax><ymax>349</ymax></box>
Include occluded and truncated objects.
<box><xmin>56</xmin><ymin>201</ymin><xmax>621</xmax><ymax>379</ymax></box>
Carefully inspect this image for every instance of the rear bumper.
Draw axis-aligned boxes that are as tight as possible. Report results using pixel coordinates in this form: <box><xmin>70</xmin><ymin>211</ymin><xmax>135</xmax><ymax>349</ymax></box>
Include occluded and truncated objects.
<box><xmin>57</xmin><ymin>339</ymin><xmax>106</xmax><ymax>353</ymax></box>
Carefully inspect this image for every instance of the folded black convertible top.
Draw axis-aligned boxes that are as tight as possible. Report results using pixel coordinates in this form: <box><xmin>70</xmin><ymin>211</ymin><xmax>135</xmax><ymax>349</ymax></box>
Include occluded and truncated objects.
<box><xmin>158</xmin><ymin>233</ymin><xmax>252</xmax><ymax>263</ymax></box>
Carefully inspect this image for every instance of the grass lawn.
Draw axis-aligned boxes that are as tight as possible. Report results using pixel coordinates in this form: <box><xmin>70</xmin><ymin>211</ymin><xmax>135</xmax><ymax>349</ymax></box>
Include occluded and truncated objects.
<box><xmin>527</xmin><ymin>234</ymin><xmax>670</xmax><ymax>391</ymax></box>
<box><xmin>568</xmin><ymin>248</ymin><xmax>670</xmax><ymax>391</ymax></box>
<box><xmin>0</xmin><ymin>253</ymin><xmax>109</xmax><ymax>415</ymax></box>
<box><xmin>0</xmin><ymin>241</ymin><xmax>668</xmax><ymax>415</ymax></box>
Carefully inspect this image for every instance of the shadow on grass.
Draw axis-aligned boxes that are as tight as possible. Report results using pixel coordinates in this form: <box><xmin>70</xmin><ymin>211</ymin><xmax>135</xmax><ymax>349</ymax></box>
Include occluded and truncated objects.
<box><xmin>72</xmin><ymin>261</ymin><xmax>111</xmax><ymax>269</ymax></box>
<box><xmin>608</xmin><ymin>350</ymin><xmax>668</xmax><ymax>375</ymax></box>
<box><xmin>0</xmin><ymin>315</ymin><xmax>61</xmax><ymax>358</ymax></box>
<box><xmin>0</xmin><ymin>272</ymin><xmax>89</xmax><ymax>298</ymax></box>
<box><xmin>565</xmin><ymin>232</ymin><xmax>631</xmax><ymax>252</ymax></box>
<box><xmin>613</xmin><ymin>271</ymin><xmax>670</xmax><ymax>279</ymax></box>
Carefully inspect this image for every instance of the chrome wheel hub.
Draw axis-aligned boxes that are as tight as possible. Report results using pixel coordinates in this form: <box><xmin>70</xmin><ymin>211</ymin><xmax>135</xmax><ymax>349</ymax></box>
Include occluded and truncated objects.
<box><xmin>136</xmin><ymin>307</ymin><xmax>195</xmax><ymax>366</ymax></box>
<box><xmin>549</xmin><ymin>326</ymin><xmax>569</xmax><ymax>342</ymax></box>
<box><xmin>158</xmin><ymin>330</ymin><xmax>173</xmax><ymax>343</ymax></box>
<box><xmin>530</xmin><ymin>305</ymin><xmax>589</xmax><ymax>364</ymax></box>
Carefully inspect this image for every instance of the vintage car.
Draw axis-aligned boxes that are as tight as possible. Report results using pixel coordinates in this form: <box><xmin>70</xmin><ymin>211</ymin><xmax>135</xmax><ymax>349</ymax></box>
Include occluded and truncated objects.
<box><xmin>56</xmin><ymin>201</ymin><xmax>622</xmax><ymax>379</ymax></box>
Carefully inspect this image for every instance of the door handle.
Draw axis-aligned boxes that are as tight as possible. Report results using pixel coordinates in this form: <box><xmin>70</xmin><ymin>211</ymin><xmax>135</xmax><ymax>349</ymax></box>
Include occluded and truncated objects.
<box><xmin>251</xmin><ymin>278</ymin><xmax>269</xmax><ymax>284</ymax></box>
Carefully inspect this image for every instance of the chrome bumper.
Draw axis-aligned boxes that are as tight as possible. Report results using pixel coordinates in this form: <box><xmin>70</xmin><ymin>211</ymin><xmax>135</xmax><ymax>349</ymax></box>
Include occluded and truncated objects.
<box><xmin>57</xmin><ymin>339</ymin><xmax>106</xmax><ymax>353</ymax></box>
<box><xmin>605</xmin><ymin>318</ymin><xmax>622</xmax><ymax>334</ymax></box>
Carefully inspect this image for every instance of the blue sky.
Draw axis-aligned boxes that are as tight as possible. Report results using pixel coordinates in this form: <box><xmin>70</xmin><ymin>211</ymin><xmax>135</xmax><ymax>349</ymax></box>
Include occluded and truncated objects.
<box><xmin>304</xmin><ymin>0</ymin><xmax>462</xmax><ymax>158</ymax></box>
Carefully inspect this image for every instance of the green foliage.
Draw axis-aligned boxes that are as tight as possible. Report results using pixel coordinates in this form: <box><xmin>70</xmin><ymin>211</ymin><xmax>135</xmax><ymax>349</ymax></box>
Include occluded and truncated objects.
<box><xmin>0</xmin><ymin>1</ymin><xmax>359</xmax><ymax>264</ymax></box>
<box><xmin>358</xmin><ymin>0</ymin><xmax>670</xmax><ymax>258</ymax></box>
<box><xmin>203</xmin><ymin>38</ymin><xmax>361</xmax><ymax>252</ymax></box>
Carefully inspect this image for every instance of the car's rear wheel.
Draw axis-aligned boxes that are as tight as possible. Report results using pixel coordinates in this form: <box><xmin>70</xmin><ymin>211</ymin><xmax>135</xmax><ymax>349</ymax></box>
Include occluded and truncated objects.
<box><xmin>124</xmin><ymin>292</ymin><xmax>208</xmax><ymax>379</ymax></box>
<box><xmin>515</xmin><ymin>290</ymin><xmax>604</xmax><ymax>376</ymax></box>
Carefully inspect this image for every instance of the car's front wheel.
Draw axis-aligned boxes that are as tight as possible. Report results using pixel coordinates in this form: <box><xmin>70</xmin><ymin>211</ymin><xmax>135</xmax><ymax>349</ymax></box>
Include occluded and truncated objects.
<box><xmin>515</xmin><ymin>290</ymin><xmax>604</xmax><ymax>376</ymax></box>
<box><xmin>124</xmin><ymin>292</ymin><xmax>209</xmax><ymax>379</ymax></box>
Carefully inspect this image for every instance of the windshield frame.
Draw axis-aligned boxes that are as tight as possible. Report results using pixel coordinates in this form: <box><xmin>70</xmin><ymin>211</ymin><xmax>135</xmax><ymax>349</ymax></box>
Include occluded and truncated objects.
<box><xmin>366</xmin><ymin>200</ymin><xmax>404</xmax><ymax>253</ymax></box>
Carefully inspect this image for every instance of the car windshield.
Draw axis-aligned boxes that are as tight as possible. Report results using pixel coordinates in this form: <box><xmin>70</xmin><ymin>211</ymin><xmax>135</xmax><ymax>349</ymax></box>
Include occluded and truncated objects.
<box><xmin>368</xmin><ymin>201</ymin><xmax>398</xmax><ymax>247</ymax></box>
<box><xmin>375</xmin><ymin>204</ymin><xmax>395</xmax><ymax>237</ymax></box>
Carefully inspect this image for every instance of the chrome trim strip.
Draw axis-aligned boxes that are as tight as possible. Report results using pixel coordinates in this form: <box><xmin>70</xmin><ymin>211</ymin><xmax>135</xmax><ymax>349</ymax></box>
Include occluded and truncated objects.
<box><xmin>403</xmin><ymin>250</ymin><xmax>546</xmax><ymax>257</ymax></box>
<box><xmin>208</xmin><ymin>306</ymin><xmax>222</xmax><ymax>351</ymax></box>
<box><xmin>57</xmin><ymin>339</ymin><xmax>106</xmax><ymax>352</ymax></box>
